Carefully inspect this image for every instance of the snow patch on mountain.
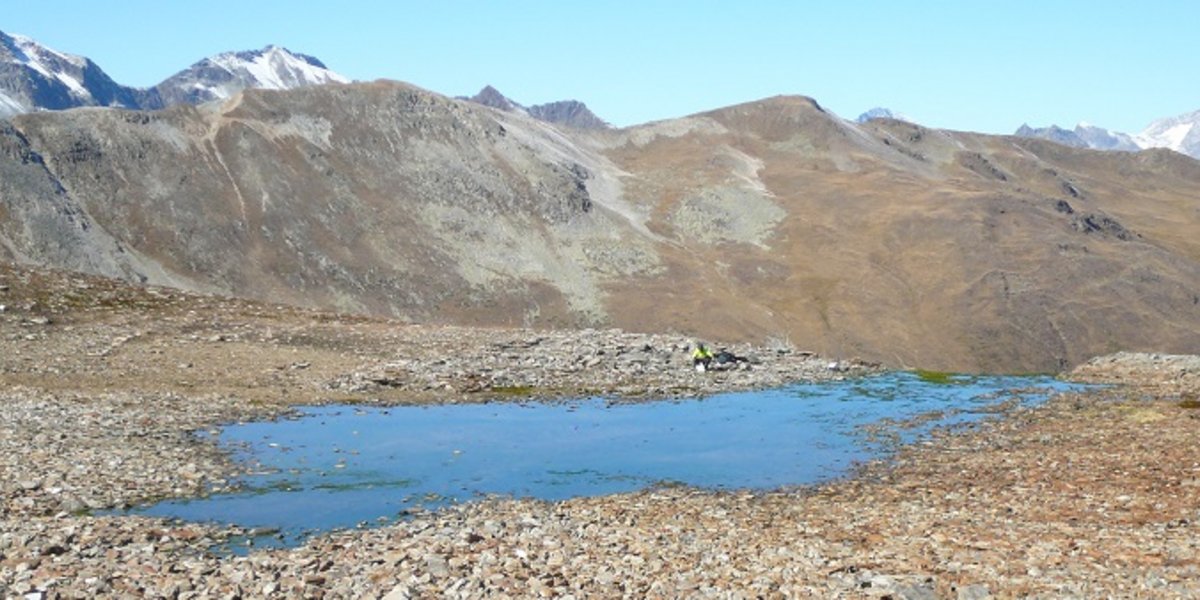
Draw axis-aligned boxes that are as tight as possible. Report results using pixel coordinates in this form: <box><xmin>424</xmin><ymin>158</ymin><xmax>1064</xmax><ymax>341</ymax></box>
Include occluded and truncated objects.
<box><xmin>0</xmin><ymin>90</ymin><xmax>23</xmax><ymax>117</ymax></box>
<box><xmin>1140</xmin><ymin>122</ymin><xmax>1193</xmax><ymax>151</ymax></box>
<box><xmin>9</xmin><ymin>33</ymin><xmax>85</xmax><ymax>68</ymax></box>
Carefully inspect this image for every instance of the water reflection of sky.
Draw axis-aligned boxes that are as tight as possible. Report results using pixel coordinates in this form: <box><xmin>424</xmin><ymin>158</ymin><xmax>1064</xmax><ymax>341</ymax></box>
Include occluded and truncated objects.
<box><xmin>135</xmin><ymin>372</ymin><xmax>1087</xmax><ymax>548</ymax></box>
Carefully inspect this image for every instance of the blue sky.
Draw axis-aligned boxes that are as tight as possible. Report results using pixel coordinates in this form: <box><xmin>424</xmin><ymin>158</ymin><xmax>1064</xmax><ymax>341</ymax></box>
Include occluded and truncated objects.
<box><xmin>6</xmin><ymin>1</ymin><xmax>1197</xmax><ymax>134</ymax></box>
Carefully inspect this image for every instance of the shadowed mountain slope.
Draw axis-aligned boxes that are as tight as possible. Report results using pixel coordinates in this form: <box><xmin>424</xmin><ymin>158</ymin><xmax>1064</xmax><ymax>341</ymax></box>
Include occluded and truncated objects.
<box><xmin>1</xmin><ymin>83</ymin><xmax>1198</xmax><ymax>372</ymax></box>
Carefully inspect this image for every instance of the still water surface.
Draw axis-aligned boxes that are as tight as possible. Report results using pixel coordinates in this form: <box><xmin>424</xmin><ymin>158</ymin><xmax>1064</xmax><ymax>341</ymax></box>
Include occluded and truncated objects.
<box><xmin>135</xmin><ymin>372</ymin><xmax>1087</xmax><ymax>547</ymax></box>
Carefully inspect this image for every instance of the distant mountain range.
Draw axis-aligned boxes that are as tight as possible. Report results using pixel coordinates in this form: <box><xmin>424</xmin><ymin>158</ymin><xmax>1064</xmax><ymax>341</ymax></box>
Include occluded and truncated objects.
<box><xmin>1</xmin><ymin>30</ymin><xmax>612</xmax><ymax>131</ymax></box>
<box><xmin>7</xmin><ymin>28</ymin><xmax>1200</xmax><ymax>157</ymax></box>
<box><xmin>1015</xmin><ymin>113</ymin><xmax>1200</xmax><ymax>159</ymax></box>
<box><xmin>851</xmin><ymin>105</ymin><xmax>1200</xmax><ymax>161</ymax></box>
<box><xmin>464</xmin><ymin>85</ymin><xmax>609</xmax><ymax>130</ymax></box>
<box><xmin>0</xmin><ymin>30</ymin><xmax>347</xmax><ymax>116</ymax></box>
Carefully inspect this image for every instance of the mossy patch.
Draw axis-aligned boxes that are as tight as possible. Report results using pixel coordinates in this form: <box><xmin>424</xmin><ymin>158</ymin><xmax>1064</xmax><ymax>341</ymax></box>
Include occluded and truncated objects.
<box><xmin>1122</xmin><ymin>407</ymin><xmax>1166</xmax><ymax>423</ymax></box>
<box><xmin>914</xmin><ymin>369</ymin><xmax>954</xmax><ymax>384</ymax></box>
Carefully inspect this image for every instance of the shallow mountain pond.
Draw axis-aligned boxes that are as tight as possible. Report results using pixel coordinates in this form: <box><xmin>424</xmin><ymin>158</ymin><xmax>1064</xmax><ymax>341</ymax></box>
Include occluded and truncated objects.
<box><xmin>133</xmin><ymin>372</ymin><xmax>1088</xmax><ymax>550</ymax></box>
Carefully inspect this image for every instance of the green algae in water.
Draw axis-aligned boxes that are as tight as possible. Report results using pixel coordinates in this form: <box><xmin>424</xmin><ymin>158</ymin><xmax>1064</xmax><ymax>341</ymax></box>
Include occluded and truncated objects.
<box><xmin>914</xmin><ymin>369</ymin><xmax>956</xmax><ymax>384</ymax></box>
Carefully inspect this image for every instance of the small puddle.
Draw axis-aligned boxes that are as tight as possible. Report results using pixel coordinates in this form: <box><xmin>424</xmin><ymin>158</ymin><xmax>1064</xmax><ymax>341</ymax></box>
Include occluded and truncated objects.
<box><xmin>132</xmin><ymin>372</ymin><xmax>1087</xmax><ymax>550</ymax></box>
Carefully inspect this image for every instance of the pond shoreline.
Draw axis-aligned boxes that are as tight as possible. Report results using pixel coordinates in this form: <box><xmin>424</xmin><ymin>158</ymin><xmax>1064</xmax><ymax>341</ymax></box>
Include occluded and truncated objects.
<box><xmin>129</xmin><ymin>373</ymin><xmax>1083</xmax><ymax>553</ymax></box>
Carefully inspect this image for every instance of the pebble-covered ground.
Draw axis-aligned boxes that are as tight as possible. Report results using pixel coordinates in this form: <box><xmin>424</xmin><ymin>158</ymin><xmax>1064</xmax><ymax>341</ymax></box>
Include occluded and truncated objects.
<box><xmin>1</xmin><ymin>264</ymin><xmax>1198</xmax><ymax>598</ymax></box>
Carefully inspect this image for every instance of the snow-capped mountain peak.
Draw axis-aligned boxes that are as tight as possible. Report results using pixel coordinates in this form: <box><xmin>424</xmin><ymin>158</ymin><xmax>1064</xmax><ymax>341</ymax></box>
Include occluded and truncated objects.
<box><xmin>154</xmin><ymin>45</ymin><xmax>350</xmax><ymax>105</ymax></box>
<box><xmin>208</xmin><ymin>45</ymin><xmax>349</xmax><ymax>92</ymax></box>
<box><xmin>1072</xmin><ymin>122</ymin><xmax>1140</xmax><ymax>152</ymax></box>
<box><xmin>2</xmin><ymin>29</ymin><xmax>92</xmax><ymax>102</ymax></box>
<box><xmin>1135</xmin><ymin>109</ymin><xmax>1200</xmax><ymax>157</ymax></box>
<box><xmin>1</xmin><ymin>29</ymin><xmax>146</xmax><ymax>115</ymax></box>
<box><xmin>1015</xmin><ymin>121</ymin><xmax>1140</xmax><ymax>153</ymax></box>
<box><xmin>2</xmin><ymin>31</ymin><xmax>350</xmax><ymax>118</ymax></box>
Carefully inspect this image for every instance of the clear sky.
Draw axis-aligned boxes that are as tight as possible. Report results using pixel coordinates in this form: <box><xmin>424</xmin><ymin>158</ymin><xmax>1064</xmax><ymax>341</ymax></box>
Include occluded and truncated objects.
<box><xmin>5</xmin><ymin>1</ymin><xmax>1197</xmax><ymax>134</ymax></box>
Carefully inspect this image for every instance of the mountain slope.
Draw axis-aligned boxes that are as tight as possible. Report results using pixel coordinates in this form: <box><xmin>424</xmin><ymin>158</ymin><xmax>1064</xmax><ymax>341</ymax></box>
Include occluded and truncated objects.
<box><xmin>601</xmin><ymin>98</ymin><xmax>1200</xmax><ymax>370</ymax></box>
<box><xmin>2</xmin><ymin>83</ymin><xmax>1198</xmax><ymax>372</ymax></box>
<box><xmin>1</xmin><ymin>82</ymin><xmax>632</xmax><ymax>327</ymax></box>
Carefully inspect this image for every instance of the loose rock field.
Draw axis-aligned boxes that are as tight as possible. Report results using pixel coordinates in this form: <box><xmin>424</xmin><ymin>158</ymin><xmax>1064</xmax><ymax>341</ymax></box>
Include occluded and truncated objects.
<box><xmin>2</xmin><ymin>264</ymin><xmax>1198</xmax><ymax>598</ymax></box>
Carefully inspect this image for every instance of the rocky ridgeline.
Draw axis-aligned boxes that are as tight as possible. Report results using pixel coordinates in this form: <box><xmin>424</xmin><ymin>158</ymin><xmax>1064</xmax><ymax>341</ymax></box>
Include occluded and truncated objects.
<box><xmin>1068</xmin><ymin>351</ymin><xmax>1200</xmax><ymax>395</ymax></box>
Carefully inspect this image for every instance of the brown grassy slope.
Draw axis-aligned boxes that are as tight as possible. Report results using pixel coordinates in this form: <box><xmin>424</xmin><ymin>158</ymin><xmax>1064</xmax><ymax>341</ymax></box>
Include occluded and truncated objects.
<box><xmin>599</xmin><ymin>98</ymin><xmax>1200</xmax><ymax>371</ymax></box>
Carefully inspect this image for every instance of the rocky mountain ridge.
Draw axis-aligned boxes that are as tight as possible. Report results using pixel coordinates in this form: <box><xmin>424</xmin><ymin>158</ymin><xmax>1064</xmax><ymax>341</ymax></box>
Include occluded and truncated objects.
<box><xmin>7</xmin><ymin>28</ymin><xmax>1200</xmax><ymax>160</ymax></box>
<box><xmin>2</xmin><ymin>81</ymin><xmax>1198</xmax><ymax>372</ymax></box>
<box><xmin>1</xmin><ymin>31</ymin><xmax>610</xmax><ymax>132</ymax></box>
<box><xmin>466</xmin><ymin>85</ymin><xmax>609</xmax><ymax>129</ymax></box>
<box><xmin>0</xmin><ymin>30</ymin><xmax>347</xmax><ymax>115</ymax></box>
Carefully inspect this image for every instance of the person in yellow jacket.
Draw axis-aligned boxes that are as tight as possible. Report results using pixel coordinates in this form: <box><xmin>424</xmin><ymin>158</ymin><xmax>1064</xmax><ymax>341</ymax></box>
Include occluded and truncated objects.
<box><xmin>692</xmin><ymin>341</ymin><xmax>714</xmax><ymax>371</ymax></box>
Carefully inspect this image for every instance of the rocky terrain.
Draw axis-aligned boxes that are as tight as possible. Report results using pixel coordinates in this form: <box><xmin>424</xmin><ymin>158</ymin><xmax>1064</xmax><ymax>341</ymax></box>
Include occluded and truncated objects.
<box><xmin>1</xmin><ymin>263</ymin><xmax>1199</xmax><ymax>598</ymax></box>
<box><xmin>2</xmin><ymin>81</ymin><xmax>1199</xmax><ymax>373</ymax></box>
